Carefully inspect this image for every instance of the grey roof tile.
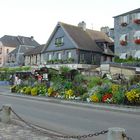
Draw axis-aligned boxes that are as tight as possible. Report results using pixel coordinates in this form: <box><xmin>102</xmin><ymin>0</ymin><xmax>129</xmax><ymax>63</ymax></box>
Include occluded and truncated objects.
<box><xmin>0</xmin><ymin>35</ymin><xmax>40</xmax><ymax>47</ymax></box>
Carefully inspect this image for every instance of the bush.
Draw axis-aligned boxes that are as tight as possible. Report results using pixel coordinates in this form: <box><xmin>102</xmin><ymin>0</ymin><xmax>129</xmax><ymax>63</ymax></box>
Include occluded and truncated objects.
<box><xmin>24</xmin><ymin>87</ymin><xmax>31</xmax><ymax>95</ymax></box>
<box><xmin>31</xmin><ymin>87</ymin><xmax>38</xmax><ymax>96</ymax></box>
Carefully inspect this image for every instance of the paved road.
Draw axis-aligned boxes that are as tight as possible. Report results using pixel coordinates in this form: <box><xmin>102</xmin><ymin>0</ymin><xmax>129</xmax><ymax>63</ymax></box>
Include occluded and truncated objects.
<box><xmin>0</xmin><ymin>87</ymin><xmax>140</xmax><ymax>140</ymax></box>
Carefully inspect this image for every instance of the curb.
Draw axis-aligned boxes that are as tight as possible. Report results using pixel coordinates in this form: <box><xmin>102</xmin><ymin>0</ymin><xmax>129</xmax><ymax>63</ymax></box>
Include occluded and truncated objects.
<box><xmin>0</xmin><ymin>91</ymin><xmax>140</xmax><ymax>115</ymax></box>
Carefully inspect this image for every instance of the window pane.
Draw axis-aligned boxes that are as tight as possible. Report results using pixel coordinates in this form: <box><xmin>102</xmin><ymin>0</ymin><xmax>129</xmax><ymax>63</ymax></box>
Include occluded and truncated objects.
<box><xmin>48</xmin><ymin>54</ymin><xmax>52</xmax><ymax>60</ymax></box>
<box><xmin>67</xmin><ymin>52</ymin><xmax>71</xmax><ymax>58</ymax></box>
<box><xmin>120</xmin><ymin>34</ymin><xmax>127</xmax><ymax>41</ymax></box>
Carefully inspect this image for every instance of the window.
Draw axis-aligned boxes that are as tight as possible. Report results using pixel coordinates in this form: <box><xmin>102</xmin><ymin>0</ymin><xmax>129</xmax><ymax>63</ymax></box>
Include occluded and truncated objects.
<box><xmin>57</xmin><ymin>53</ymin><xmax>62</xmax><ymax>60</ymax></box>
<box><xmin>7</xmin><ymin>49</ymin><xmax>9</xmax><ymax>54</ymax></box>
<box><xmin>134</xmin><ymin>31</ymin><xmax>140</xmax><ymax>44</ymax></box>
<box><xmin>0</xmin><ymin>48</ymin><xmax>2</xmax><ymax>54</ymax></box>
<box><xmin>80</xmin><ymin>54</ymin><xmax>85</xmax><ymax>63</ymax></box>
<box><xmin>48</xmin><ymin>54</ymin><xmax>52</xmax><ymax>60</ymax></box>
<box><xmin>67</xmin><ymin>52</ymin><xmax>72</xmax><ymax>58</ymax></box>
<box><xmin>120</xmin><ymin>15</ymin><xmax>129</xmax><ymax>26</ymax></box>
<box><xmin>119</xmin><ymin>34</ymin><xmax>127</xmax><ymax>46</ymax></box>
<box><xmin>55</xmin><ymin>37</ymin><xmax>64</xmax><ymax>47</ymax></box>
<box><xmin>0</xmin><ymin>58</ymin><xmax>1</xmax><ymax>64</ymax></box>
<box><xmin>133</xmin><ymin>13</ymin><xmax>140</xmax><ymax>24</ymax></box>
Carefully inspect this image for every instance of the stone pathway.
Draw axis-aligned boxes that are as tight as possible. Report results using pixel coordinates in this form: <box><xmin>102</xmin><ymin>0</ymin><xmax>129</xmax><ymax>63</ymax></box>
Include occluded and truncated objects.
<box><xmin>0</xmin><ymin>121</ymin><xmax>54</xmax><ymax>140</ymax></box>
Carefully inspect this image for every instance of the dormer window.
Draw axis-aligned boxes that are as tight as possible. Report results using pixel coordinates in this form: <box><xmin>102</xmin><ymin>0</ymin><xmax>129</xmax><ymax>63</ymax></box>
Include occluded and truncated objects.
<box><xmin>134</xmin><ymin>31</ymin><xmax>140</xmax><ymax>44</ymax></box>
<box><xmin>120</xmin><ymin>34</ymin><xmax>127</xmax><ymax>46</ymax></box>
<box><xmin>133</xmin><ymin>13</ymin><xmax>140</xmax><ymax>24</ymax></box>
<box><xmin>120</xmin><ymin>15</ymin><xmax>129</xmax><ymax>26</ymax></box>
<box><xmin>55</xmin><ymin>37</ymin><xmax>64</xmax><ymax>47</ymax></box>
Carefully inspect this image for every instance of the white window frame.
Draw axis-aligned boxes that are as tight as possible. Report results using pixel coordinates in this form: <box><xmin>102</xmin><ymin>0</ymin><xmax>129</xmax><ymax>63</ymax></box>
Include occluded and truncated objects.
<box><xmin>120</xmin><ymin>34</ymin><xmax>127</xmax><ymax>41</ymax></box>
<box><xmin>120</xmin><ymin>15</ymin><xmax>129</xmax><ymax>24</ymax></box>
<box><xmin>134</xmin><ymin>31</ymin><xmax>140</xmax><ymax>40</ymax></box>
<box><xmin>48</xmin><ymin>54</ymin><xmax>52</xmax><ymax>60</ymax></box>
<box><xmin>57</xmin><ymin>53</ymin><xmax>62</xmax><ymax>60</ymax></box>
<box><xmin>134</xmin><ymin>13</ymin><xmax>140</xmax><ymax>19</ymax></box>
<box><xmin>67</xmin><ymin>51</ymin><xmax>72</xmax><ymax>58</ymax></box>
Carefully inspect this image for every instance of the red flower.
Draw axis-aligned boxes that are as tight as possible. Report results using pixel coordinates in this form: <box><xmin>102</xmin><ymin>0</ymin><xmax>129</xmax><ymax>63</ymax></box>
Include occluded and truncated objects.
<box><xmin>102</xmin><ymin>93</ymin><xmax>112</xmax><ymax>103</ymax></box>
<box><xmin>120</xmin><ymin>40</ymin><xmax>127</xmax><ymax>46</ymax></box>
<box><xmin>134</xmin><ymin>39</ymin><xmax>140</xmax><ymax>44</ymax></box>
<box><xmin>133</xmin><ymin>19</ymin><xmax>140</xmax><ymax>24</ymax></box>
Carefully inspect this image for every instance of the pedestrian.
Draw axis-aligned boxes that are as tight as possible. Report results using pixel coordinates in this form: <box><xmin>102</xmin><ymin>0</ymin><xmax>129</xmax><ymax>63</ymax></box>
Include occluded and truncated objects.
<box><xmin>37</xmin><ymin>74</ymin><xmax>42</xmax><ymax>83</ymax></box>
<box><xmin>14</xmin><ymin>75</ymin><xmax>19</xmax><ymax>85</ymax></box>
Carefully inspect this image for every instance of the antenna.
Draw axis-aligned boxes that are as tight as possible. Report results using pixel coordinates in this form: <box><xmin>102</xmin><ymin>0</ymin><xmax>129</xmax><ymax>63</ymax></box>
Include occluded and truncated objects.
<box><xmin>91</xmin><ymin>23</ymin><xmax>93</xmax><ymax>30</ymax></box>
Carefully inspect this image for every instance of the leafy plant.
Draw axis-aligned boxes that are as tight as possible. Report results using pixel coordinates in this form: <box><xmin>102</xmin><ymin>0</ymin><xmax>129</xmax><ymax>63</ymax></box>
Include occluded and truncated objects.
<box><xmin>31</xmin><ymin>87</ymin><xmax>38</xmax><ymax>96</ymax></box>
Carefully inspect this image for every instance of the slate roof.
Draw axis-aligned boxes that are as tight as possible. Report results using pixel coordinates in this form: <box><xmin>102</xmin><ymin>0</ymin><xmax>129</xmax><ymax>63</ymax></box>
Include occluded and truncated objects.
<box><xmin>60</xmin><ymin>22</ymin><xmax>103</xmax><ymax>52</ymax></box>
<box><xmin>24</xmin><ymin>44</ymin><xmax>45</xmax><ymax>55</ymax></box>
<box><xmin>9</xmin><ymin>45</ymin><xmax>36</xmax><ymax>55</ymax></box>
<box><xmin>43</xmin><ymin>22</ymin><xmax>113</xmax><ymax>54</ymax></box>
<box><xmin>113</xmin><ymin>8</ymin><xmax>140</xmax><ymax>18</ymax></box>
<box><xmin>0</xmin><ymin>35</ymin><xmax>40</xmax><ymax>47</ymax></box>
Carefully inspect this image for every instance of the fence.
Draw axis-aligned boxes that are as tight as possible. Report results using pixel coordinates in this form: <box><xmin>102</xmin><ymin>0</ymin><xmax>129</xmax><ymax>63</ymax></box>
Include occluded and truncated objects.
<box><xmin>0</xmin><ymin>104</ymin><xmax>132</xmax><ymax>140</ymax></box>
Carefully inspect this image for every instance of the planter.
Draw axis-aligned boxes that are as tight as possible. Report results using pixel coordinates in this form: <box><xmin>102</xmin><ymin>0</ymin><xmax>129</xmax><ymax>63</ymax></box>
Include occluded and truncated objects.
<box><xmin>134</xmin><ymin>39</ymin><xmax>140</xmax><ymax>44</ymax></box>
<box><xmin>120</xmin><ymin>40</ymin><xmax>127</xmax><ymax>46</ymax></box>
<box><xmin>133</xmin><ymin>19</ymin><xmax>140</xmax><ymax>24</ymax></box>
<box><xmin>121</xmin><ymin>22</ymin><xmax>127</xmax><ymax>27</ymax></box>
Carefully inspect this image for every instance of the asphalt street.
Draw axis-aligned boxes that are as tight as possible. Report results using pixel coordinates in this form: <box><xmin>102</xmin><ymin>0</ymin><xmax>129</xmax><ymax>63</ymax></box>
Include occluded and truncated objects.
<box><xmin>0</xmin><ymin>86</ymin><xmax>140</xmax><ymax>140</ymax></box>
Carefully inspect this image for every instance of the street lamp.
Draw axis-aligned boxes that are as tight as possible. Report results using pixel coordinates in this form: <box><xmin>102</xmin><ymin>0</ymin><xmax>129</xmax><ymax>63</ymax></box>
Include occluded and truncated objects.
<box><xmin>121</xmin><ymin>63</ymin><xmax>123</xmax><ymax>75</ymax></box>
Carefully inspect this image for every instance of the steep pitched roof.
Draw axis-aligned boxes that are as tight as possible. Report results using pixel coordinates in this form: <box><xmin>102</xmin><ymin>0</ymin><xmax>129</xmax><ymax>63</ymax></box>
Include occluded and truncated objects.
<box><xmin>0</xmin><ymin>35</ymin><xmax>40</xmax><ymax>47</ymax></box>
<box><xmin>43</xmin><ymin>22</ymin><xmax>113</xmax><ymax>53</ymax></box>
<box><xmin>0</xmin><ymin>35</ymin><xmax>20</xmax><ymax>47</ymax></box>
<box><xmin>86</xmin><ymin>29</ymin><xmax>113</xmax><ymax>43</ymax></box>
<box><xmin>113</xmin><ymin>8</ymin><xmax>140</xmax><ymax>18</ymax></box>
<box><xmin>60</xmin><ymin>22</ymin><xmax>102</xmax><ymax>52</ymax></box>
<box><xmin>9</xmin><ymin>45</ymin><xmax>36</xmax><ymax>55</ymax></box>
<box><xmin>24</xmin><ymin>44</ymin><xmax>45</xmax><ymax>55</ymax></box>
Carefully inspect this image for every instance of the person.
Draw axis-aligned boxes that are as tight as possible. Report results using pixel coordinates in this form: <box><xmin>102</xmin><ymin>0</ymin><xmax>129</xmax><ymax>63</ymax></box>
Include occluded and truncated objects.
<box><xmin>17</xmin><ymin>78</ymin><xmax>22</xmax><ymax>85</ymax></box>
<box><xmin>14</xmin><ymin>75</ymin><xmax>19</xmax><ymax>85</ymax></box>
<box><xmin>37</xmin><ymin>74</ymin><xmax>42</xmax><ymax>83</ymax></box>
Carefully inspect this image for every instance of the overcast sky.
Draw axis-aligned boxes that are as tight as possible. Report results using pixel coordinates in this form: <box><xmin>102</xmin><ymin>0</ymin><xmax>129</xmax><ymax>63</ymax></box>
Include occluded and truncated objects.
<box><xmin>0</xmin><ymin>0</ymin><xmax>139</xmax><ymax>44</ymax></box>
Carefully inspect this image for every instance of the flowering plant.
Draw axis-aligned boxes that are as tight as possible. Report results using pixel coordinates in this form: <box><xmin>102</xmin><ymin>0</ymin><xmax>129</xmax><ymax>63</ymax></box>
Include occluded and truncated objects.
<box><xmin>65</xmin><ymin>89</ymin><xmax>74</xmax><ymax>99</ymax></box>
<box><xmin>120</xmin><ymin>40</ymin><xmax>127</xmax><ymax>46</ymax></box>
<box><xmin>102</xmin><ymin>93</ymin><xmax>113</xmax><ymax>103</ymax></box>
<box><xmin>47</xmin><ymin>87</ymin><xmax>54</xmax><ymax>96</ymax></box>
<box><xmin>90</xmin><ymin>93</ymin><xmax>101</xmax><ymax>103</ymax></box>
<box><xmin>133</xmin><ymin>19</ymin><xmax>140</xmax><ymax>24</ymax></box>
<box><xmin>125</xmin><ymin>89</ymin><xmax>140</xmax><ymax>104</ymax></box>
<box><xmin>134</xmin><ymin>39</ymin><xmax>140</xmax><ymax>44</ymax></box>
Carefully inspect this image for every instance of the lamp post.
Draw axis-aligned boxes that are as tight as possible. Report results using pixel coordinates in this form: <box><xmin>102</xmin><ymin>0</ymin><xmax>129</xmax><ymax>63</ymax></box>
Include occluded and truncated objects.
<box><xmin>121</xmin><ymin>63</ymin><xmax>123</xmax><ymax>75</ymax></box>
<box><xmin>120</xmin><ymin>63</ymin><xmax>123</xmax><ymax>84</ymax></box>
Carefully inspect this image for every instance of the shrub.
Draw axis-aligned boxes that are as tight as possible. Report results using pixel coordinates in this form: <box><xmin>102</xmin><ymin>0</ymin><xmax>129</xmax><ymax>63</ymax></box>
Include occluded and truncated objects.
<box><xmin>125</xmin><ymin>89</ymin><xmax>140</xmax><ymax>105</ymax></box>
<box><xmin>90</xmin><ymin>93</ymin><xmax>102</xmax><ymax>103</ymax></box>
<box><xmin>24</xmin><ymin>87</ymin><xmax>31</xmax><ymax>95</ymax></box>
<box><xmin>65</xmin><ymin>89</ymin><xmax>74</xmax><ymax>99</ymax></box>
<box><xmin>112</xmin><ymin>90</ymin><xmax>125</xmax><ymax>104</ymax></box>
<box><xmin>47</xmin><ymin>87</ymin><xmax>54</xmax><ymax>96</ymax></box>
<box><xmin>31</xmin><ymin>87</ymin><xmax>38</xmax><ymax>96</ymax></box>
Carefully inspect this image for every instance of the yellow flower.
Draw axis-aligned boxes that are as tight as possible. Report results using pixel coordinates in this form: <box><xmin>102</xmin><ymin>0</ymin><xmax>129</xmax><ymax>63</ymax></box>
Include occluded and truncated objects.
<box><xmin>90</xmin><ymin>94</ymin><xmax>99</xmax><ymax>102</ymax></box>
<box><xmin>48</xmin><ymin>87</ymin><xmax>54</xmax><ymax>96</ymax></box>
<box><xmin>65</xmin><ymin>89</ymin><xmax>73</xmax><ymax>99</ymax></box>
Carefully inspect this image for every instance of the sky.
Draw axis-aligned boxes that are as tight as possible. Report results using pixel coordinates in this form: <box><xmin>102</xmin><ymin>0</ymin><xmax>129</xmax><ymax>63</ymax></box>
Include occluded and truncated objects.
<box><xmin>0</xmin><ymin>0</ymin><xmax>139</xmax><ymax>44</ymax></box>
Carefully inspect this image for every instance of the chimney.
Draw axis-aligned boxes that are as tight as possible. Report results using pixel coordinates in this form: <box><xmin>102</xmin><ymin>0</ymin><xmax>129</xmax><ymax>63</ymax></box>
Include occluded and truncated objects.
<box><xmin>100</xmin><ymin>26</ymin><xmax>110</xmax><ymax>36</ymax></box>
<box><xmin>30</xmin><ymin>36</ymin><xmax>34</xmax><ymax>41</ymax></box>
<box><xmin>78</xmin><ymin>21</ymin><xmax>86</xmax><ymax>31</ymax></box>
